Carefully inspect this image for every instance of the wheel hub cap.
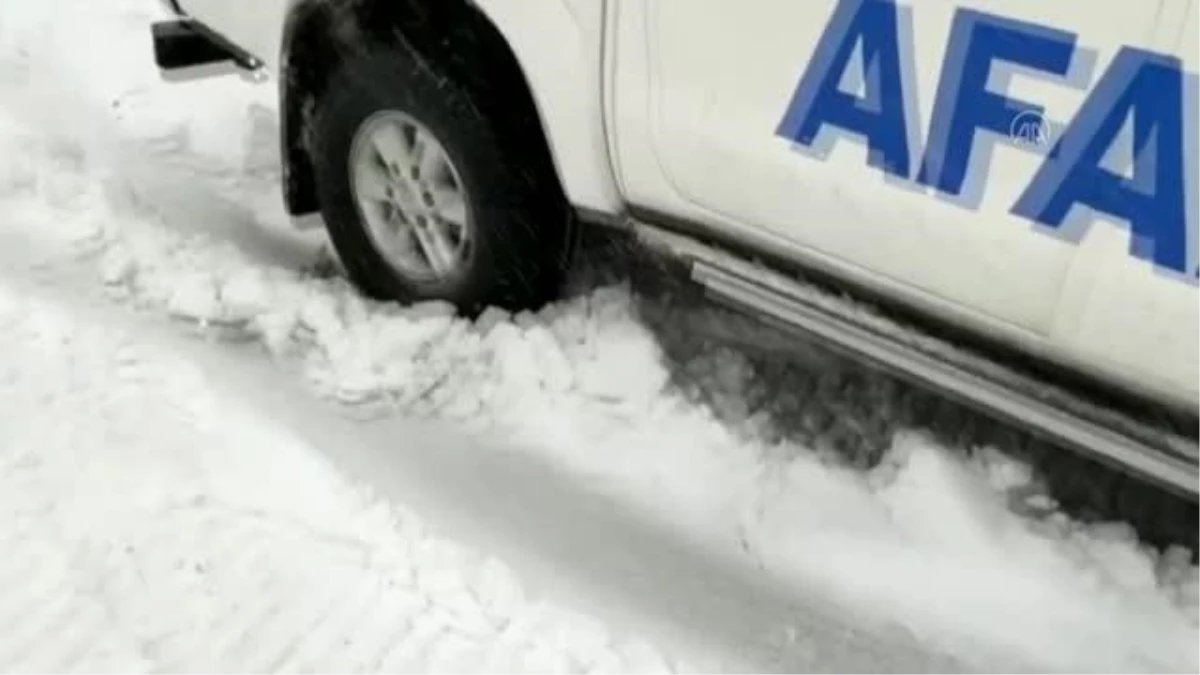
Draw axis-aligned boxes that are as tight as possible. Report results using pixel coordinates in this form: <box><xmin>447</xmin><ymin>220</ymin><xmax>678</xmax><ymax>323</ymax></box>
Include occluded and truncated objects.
<box><xmin>349</xmin><ymin>111</ymin><xmax>472</xmax><ymax>283</ymax></box>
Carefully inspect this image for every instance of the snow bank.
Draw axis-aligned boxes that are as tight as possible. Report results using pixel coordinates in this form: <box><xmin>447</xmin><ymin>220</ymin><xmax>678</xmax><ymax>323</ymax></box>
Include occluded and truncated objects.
<box><xmin>0</xmin><ymin>0</ymin><xmax>1195</xmax><ymax>671</ymax></box>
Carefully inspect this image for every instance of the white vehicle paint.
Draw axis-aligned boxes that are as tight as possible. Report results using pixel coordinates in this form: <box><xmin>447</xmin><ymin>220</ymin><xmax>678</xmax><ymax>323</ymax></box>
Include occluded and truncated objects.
<box><xmin>167</xmin><ymin>0</ymin><xmax>1197</xmax><ymax>470</ymax></box>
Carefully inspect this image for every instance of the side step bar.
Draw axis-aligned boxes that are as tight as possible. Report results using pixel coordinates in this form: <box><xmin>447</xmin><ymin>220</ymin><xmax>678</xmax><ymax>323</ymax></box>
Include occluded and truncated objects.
<box><xmin>632</xmin><ymin>221</ymin><xmax>1198</xmax><ymax>500</ymax></box>
<box><xmin>152</xmin><ymin>20</ymin><xmax>262</xmax><ymax>72</ymax></box>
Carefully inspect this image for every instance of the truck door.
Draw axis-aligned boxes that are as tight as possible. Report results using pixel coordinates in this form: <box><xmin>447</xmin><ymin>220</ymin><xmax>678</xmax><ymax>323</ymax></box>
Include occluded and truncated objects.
<box><xmin>1046</xmin><ymin>1</ymin><xmax>1198</xmax><ymax>411</ymax></box>
<box><xmin>609</xmin><ymin>0</ymin><xmax>1165</xmax><ymax>338</ymax></box>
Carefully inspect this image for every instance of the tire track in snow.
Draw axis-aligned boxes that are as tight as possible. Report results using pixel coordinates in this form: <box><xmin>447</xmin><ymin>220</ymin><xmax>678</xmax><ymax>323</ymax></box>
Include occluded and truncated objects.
<box><xmin>0</xmin><ymin>285</ymin><xmax>688</xmax><ymax>674</ymax></box>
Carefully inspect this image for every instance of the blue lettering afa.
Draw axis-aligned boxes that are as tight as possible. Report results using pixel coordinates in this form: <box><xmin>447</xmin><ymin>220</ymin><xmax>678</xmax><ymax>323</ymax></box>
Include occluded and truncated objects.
<box><xmin>777</xmin><ymin>0</ymin><xmax>1197</xmax><ymax>280</ymax></box>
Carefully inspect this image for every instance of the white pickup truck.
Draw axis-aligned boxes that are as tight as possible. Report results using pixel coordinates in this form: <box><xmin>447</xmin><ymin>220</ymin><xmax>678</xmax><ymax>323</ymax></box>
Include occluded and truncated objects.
<box><xmin>151</xmin><ymin>0</ymin><xmax>1198</xmax><ymax>497</ymax></box>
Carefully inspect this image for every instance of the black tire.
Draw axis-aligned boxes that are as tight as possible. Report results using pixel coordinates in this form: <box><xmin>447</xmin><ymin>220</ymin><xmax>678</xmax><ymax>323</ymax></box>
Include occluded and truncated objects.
<box><xmin>310</xmin><ymin>46</ymin><xmax>572</xmax><ymax>315</ymax></box>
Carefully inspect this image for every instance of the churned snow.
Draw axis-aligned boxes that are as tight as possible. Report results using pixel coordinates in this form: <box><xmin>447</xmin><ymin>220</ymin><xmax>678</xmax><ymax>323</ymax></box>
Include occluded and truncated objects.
<box><xmin>0</xmin><ymin>0</ymin><xmax>1196</xmax><ymax>672</ymax></box>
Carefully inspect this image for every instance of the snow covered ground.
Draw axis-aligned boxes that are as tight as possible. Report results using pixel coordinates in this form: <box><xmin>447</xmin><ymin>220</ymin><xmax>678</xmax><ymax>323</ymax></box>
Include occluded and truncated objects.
<box><xmin>0</xmin><ymin>0</ymin><xmax>1196</xmax><ymax>672</ymax></box>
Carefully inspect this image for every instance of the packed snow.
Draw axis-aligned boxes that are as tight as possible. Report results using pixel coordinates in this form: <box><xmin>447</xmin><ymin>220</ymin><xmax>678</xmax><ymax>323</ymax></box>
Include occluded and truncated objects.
<box><xmin>0</xmin><ymin>0</ymin><xmax>1196</xmax><ymax>672</ymax></box>
<box><xmin>0</xmin><ymin>282</ymin><xmax>687</xmax><ymax>673</ymax></box>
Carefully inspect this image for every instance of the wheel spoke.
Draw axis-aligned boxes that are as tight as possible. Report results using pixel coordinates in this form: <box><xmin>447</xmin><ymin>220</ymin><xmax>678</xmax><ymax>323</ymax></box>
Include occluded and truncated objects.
<box><xmin>432</xmin><ymin>188</ymin><xmax>467</xmax><ymax>228</ymax></box>
<box><xmin>412</xmin><ymin>219</ymin><xmax>458</xmax><ymax>276</ymax></box>
<box><xmin>371</xmin><ymin>122</ymin><xmax>411</xmax><ymax>171</ymax></box>
<box><xmin>382</xmin><ymin>235</ymin><xmax>419</xmax><ymax>274</ymax></box>
<box><xmin>353</xmin><ymin>161</ymin><xmax>393</xmax><ymax>203</ymax></box>
<box><xmin>411</xmin><ymin>128</ymin><xmax>446</xmax><ymax>182</ymax></box>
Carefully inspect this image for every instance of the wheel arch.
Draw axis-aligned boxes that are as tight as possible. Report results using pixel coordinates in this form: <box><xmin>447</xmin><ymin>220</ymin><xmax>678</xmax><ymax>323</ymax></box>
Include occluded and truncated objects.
<box><xmin>278</xmin><ymin>0</ymin><xmax>621</xmax><ymax>219</ymax></box>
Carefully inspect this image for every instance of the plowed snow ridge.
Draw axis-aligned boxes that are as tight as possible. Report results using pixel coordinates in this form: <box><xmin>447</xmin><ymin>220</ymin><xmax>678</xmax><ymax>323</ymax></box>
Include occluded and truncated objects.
<box><xmin>0</xmin><ymin>0</ymin><xmax>1196</xmax><ymax>672</ymax></box>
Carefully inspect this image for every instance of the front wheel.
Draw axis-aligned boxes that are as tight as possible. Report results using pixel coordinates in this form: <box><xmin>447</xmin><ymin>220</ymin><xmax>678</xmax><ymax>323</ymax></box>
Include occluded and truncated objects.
<box><xmin>310</xmin><ymin>47</ymin><xmax>571</xmax><ymax>316</ymax></box>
